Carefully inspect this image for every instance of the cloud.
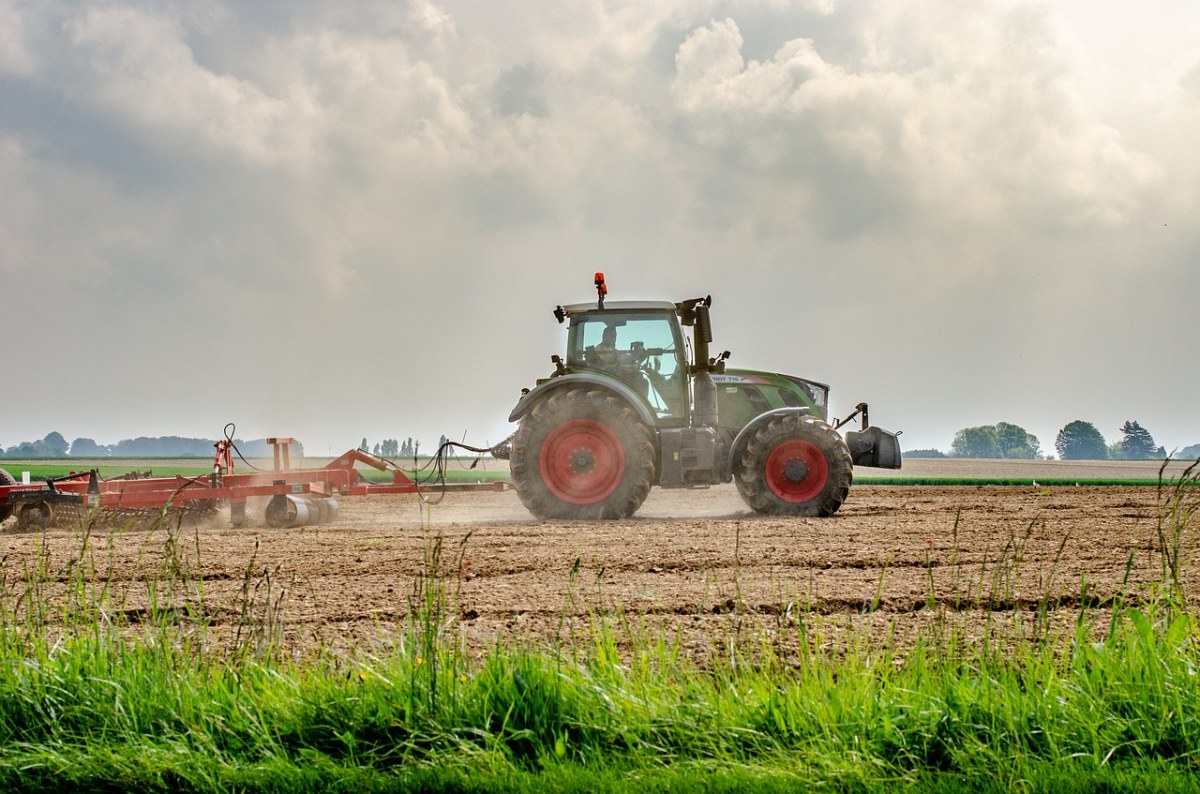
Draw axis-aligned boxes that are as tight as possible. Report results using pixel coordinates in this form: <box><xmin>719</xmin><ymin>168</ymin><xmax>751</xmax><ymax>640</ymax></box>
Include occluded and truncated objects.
<box><xmin>1</xmin><ymin>0</ymin><xmax>1198</xmax><ymax>453</ymax></box>
<box><xmin>41</xmin><ymin>6</ymin><xmax>314</xmax><ymax>168</ymax></box>
<box><xmin>0</xmin><ymin>0</ymin><xmax>37</xmax><ymax>76</ymax></box>
<box><xmin>671</xmin><ymin>8</ymin><xmax>1160</xmax><ymax>243</ymax></box>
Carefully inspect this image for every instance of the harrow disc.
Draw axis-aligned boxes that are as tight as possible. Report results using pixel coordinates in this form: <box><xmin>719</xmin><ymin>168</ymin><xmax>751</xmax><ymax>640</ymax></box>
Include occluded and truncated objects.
<box><xmin>16</xmin><ymin>500</ymin><xmax>54</xmax><ymax>532</ymax></box>
<box><xmin>11</xmin><ymin>501</ymin><xmax>220</xmax><ymax>532</ymax></box>
<box><xmin>0</xmin><ymin>468</ymin><xmax>14</xmax><ymax>523</ymax></box>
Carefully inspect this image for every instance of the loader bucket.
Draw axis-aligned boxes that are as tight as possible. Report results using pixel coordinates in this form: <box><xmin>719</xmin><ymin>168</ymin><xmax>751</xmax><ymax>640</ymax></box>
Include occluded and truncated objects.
<box><xmin>845</xmin><ymin>426</ymin><xmax>902</xmax><ymax>469</ymax></box>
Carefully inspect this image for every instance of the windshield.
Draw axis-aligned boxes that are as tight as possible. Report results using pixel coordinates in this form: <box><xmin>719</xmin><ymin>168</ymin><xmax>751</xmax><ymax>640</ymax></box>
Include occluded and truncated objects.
<box><xmin>569</xmin><ymin>312</ymin><xmax>687</xmax><ymax>420</ymax></box>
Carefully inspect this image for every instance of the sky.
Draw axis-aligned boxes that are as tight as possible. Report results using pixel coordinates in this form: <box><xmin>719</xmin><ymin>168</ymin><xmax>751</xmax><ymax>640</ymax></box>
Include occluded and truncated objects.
<box><xmin>2</xmin><ymin>0</ymin><xmax>1198</xmax><ymax>459</ymax></box>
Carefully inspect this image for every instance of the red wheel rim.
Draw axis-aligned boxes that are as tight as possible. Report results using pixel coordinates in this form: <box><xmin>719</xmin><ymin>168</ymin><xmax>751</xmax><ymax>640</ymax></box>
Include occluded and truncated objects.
<box><xmin>765</xmin><ymin>440</ymin><xmax>829</xmax><ymax>503</ymax></box>
<box><xmin>540</xmin><ymin>420</ymin><xmax>625</xmax><ymax>505</ymax></box>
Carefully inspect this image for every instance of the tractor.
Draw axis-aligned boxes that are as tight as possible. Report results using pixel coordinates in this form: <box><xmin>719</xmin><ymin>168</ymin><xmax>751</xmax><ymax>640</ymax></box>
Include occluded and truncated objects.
<box><xmin>501</xmin><ymin>274</ymin><xmax>901</xmax><ymax>520</ymax></box>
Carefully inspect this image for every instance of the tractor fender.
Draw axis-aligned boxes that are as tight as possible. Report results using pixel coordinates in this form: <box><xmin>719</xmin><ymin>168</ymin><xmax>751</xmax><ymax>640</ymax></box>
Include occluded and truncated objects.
<box><xmin>508</xmin><ymin>373</ymin><xmax>657</xmax><ymax>428</ymax></box>
<box><xmin>726</xmin><ymin>408</ymin><xmax>815</xmax><ymax>472</ymax></box>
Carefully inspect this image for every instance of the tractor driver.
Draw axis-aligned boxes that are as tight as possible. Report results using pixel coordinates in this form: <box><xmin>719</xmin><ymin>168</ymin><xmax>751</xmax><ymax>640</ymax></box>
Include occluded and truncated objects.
<box><xmin>595</xmin><ymin>324</ymin><xmax>620</xmax><ymax>366</ymax></box>
<box><xmin>592</xmin><ymin>323</ymin><xmax>653</xmax><ymax>399</ymax></box>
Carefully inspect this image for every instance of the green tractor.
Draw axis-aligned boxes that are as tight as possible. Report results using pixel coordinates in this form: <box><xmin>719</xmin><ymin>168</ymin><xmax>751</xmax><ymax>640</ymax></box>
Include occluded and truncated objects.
<box><xmin>502</xmin><ymin>274</ymin><xmax>901</xmax><ymax>519</ymax></box>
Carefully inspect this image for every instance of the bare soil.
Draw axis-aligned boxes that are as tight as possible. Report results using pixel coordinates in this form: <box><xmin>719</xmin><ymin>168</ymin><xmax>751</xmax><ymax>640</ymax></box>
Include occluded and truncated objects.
<box><xmin>0</xmin><ymin>480</ymin><xmax>1188</xmax><ymax>662</ymax></box>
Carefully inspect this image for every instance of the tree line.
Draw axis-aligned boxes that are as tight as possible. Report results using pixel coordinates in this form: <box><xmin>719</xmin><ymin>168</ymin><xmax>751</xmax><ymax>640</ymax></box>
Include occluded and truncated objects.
<box><xmin>0</xmin><ymin>433</ymin><xmax>304</xmax><ymax>458</ymax></box>
<box><xmin>2</xmin><ymin>432</ymin><xmax>455</xmax><ymax>460</ymax></box>
<box><xmin>907</xmin><ymin>419</ymin><xmax>1189</xmax><ymax>460</ymax></box>
<box><xmin>8</xmin><ymin>424</ymin><xmax>1190</xmax><ymax>463</ymax></box>
<box><xmin>358</xmin><ymin>436</ymin><xmax>449</xmax><ymax>459</ymax></box>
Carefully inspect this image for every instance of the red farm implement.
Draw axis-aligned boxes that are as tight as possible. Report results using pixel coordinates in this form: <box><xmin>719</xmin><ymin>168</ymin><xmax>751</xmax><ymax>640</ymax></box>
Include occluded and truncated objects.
<box><xmin>0</xmin><ymin>437</ymin><xmax>505</xmax><ymax>531</ymax></box>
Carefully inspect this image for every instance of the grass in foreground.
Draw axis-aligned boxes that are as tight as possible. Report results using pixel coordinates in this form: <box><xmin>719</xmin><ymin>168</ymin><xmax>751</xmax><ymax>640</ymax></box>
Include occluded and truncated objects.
<box><xmin>0</xmin><ymin>466</ymin><xmax>1199</xmax><ymax>791</ymax></box>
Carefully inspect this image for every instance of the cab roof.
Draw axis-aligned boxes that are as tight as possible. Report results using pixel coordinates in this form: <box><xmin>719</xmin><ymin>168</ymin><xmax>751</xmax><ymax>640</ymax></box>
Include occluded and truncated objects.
<box><xmin>560</xmin><ymin>300</ymin><xmax>679</xmax><ymax>317</ymax></box>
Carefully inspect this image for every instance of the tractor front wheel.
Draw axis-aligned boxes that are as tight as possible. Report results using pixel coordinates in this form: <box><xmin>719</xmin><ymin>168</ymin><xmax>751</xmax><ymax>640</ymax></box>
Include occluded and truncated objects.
<box><xmin>511</xmin><ymin>388</ymin><xmax>655</xmax><ymax>520</ymax></box>
<box><xmin>735</xmin><ymin>414</ymin><xmax>853</xmax><ymax>517</ymax></box>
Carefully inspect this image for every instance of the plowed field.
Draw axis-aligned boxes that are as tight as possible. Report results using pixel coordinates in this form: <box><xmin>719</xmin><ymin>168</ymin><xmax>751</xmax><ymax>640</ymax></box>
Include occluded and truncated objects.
<box><xmin>1</xmin><ymin>480</ymin><xmax>1187</xmax><ymax>660</ymax></box>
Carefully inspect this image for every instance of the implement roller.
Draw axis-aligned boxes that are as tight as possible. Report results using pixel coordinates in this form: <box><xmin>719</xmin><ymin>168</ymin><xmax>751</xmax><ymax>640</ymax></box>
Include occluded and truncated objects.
<box><xmin>0</xmin><ymin>436</ymin><xmax>504</xmax><ymax>532</ymax></box>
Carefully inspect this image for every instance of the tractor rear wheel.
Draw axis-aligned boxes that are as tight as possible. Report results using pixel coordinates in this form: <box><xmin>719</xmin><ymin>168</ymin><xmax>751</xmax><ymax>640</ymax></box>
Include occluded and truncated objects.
<box><xmin>511</xmin><ymin>387</ymin><xmax>655</xmax><ymax>520</ymax></box>
<box><xmin>735</xmin><ymin>414</ymin><xmax>853</xmax><ymax>517</ymax></box>
<box><xmin>0</xmin><ymin>468</ymin><xmax>14</xmax><ymax>524</ymax></box>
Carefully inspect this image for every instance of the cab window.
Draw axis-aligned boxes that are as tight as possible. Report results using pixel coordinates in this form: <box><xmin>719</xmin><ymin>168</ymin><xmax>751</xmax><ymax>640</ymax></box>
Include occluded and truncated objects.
<box><xmin>571</xmin><ymin>314</ymin><xmax>686</xmax><ymax>420</ymax></box>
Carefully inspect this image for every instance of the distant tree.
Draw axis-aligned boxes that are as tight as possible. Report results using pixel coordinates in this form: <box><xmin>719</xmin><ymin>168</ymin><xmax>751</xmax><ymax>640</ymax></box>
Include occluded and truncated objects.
<box><xmin>360</xmin><ymin>437</ymin><xmax>369</xmax><ymax>452</ymax></box>
<box><xmin>112</xmin><ymin>436</ymin><xmax>214</xmax><ymax>456</ymax></box>
<box><xmin>904</xmin><ymin>449</ymin><xmax>946</xmax><ymax>458</ymax></box>
<box><xmin>995</xmin><ymin>422</ymin><xmax>1041</xmax><ymax>459</ymax></box>
<box><xmin>69</xmin><ymin>437</ymin><xmax>106</xmax><ymax>456</ymax></box>
<box><xmin>2</xmin><ymin>433</ymin><xmax>70</xmax><ymax>457</ymax></box>
<box><xmin>1055</xmin><ymin>421</ymin><xmax>1108</xmax><ymax>460</ymax></box>
<box><xmin>372</xmin><ymin>442</ymin><xmax>381</xmax><ymax>456</ymax></box>
<box><xmin>1112</xmin><ymin>420</ymin><xmax>1161</xmax><ymax>460</ymax></box>
<box><xmin>233</xmin><ymin>438</ymin><xmax>266</xmax><ymax>456</ymax></box>
<box><xmin>6</xmin><ymin>439</ymin><xmax>52</xmax><ymax>457</ymax></box>
<box><xmin>232</xmin><ymin>438</ymin><xmax>304</xmax><ymax>458</ymax></box>
<box><xmin>438</xmin><ymin>435</ymin><xmax>449</xmax><ymax>452</ymax></box>
<box><xmin>1180</xmin><ymin>443</ymin><xmax>1200</xmax><ymax>460</ymax></box>
<box><xmin>380</xmin><ymin>438</ymin><xmax>399</xmax><ymax>457</ymax></box>
<box><xmin>951</xmin><ymin>423</ymin><xmax>1039</xmax><ymax>458</ymax></box>
<box><xmin>43</xmin><ymin>432</ymin><xmax>69</xmax><ymax>456</ymax></box>
<box><xmin>400</xmin><ymin>438</ymin><xmax>414</xmax><ymax>458</ymax></box>
<box><xmin>950</xmin><ymin>426</ymin><xmax>999</xmax><ymax>458</ymax></box>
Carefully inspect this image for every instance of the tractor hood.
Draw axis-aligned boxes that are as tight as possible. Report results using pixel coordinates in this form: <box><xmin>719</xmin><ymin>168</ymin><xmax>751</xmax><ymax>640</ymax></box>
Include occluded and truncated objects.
<box><xmin>713</xmin><ymin>369</ymin><xmax>830</xmax><ymax>413</ymax></box>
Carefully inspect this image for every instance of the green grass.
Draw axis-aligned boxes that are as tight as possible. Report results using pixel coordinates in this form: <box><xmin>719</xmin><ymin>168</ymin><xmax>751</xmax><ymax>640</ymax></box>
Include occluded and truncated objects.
<box><xmin>1</xmin><ymin>466</ymin><xmax>1199</xmax><ymax>791</ymax></box>
<box><xmin>3</xmin><ymin>462</ymin><xmax>510</xmax><ymax>484</ymax></box>
<box><xmin>856</xmin><ymin>477</ymin><xmax>1167</xmax><ymax>487</ymax></box>
<box><xmin>8</xmin><ymin>460</ymin><xmax>1174</xmax><ymax>488</ymax></box>
<box><xmin>7</xmin><ymin>469</ymin><xmax>1151</xmax><ymax>488</ymax></box>
<box><xmin>0</xmin><ymin>463</ymin><xmax>214</xmax><ymax>480</ymax></box>
<box><xmin>361</xmin><ymin>468</ymin><xmax>511</xmax><ymax>485</ymax></box>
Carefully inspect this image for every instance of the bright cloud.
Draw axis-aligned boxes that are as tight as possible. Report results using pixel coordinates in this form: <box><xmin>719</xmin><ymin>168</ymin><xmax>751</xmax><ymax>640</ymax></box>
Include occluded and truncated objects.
<box><xmin>1</xmin><ymin>0</ymin><xmax>1198</xmax><ymax>455</ymax></box>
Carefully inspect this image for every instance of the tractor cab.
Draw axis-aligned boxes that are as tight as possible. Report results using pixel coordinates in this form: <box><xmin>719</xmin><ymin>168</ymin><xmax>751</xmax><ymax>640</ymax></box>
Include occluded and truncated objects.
<box><xmin>559</xmin><ymin>302</ymin><xmax>689</xmax><ymax>424</ymax></box>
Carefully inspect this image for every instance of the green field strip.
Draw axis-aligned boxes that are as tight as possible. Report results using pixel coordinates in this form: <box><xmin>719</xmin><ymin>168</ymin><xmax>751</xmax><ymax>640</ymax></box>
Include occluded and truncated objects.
<box><xmin>4</xmin><ymin>464</ymin><xmax>509</xmax><ymax>485</ymax></box>
<box><xmin>4</xmin><ymin>469</ymin><xmax>1167</xmax><ymax>487</ymax></box>
<box><xmin>0</xmin><ymin>464</ymin><xmax>213</xmax><ymax>481</ymax></box>
<box><xmin>855</xmin><ymin>476</ymin><xmax>1168</xmax><ymax>486</ymax></box>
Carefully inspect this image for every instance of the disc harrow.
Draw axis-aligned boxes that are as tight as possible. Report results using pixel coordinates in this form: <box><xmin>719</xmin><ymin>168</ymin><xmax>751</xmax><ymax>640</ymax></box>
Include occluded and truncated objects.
<box><xmin>9</xmin><ymin>501</ymin><xmax>220</xmax><ymax>532</ymax></box>
<box><xmin>0</xmin><ymin>436</ymin><xmax>505</xmax><ymax>532</ymax></box>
